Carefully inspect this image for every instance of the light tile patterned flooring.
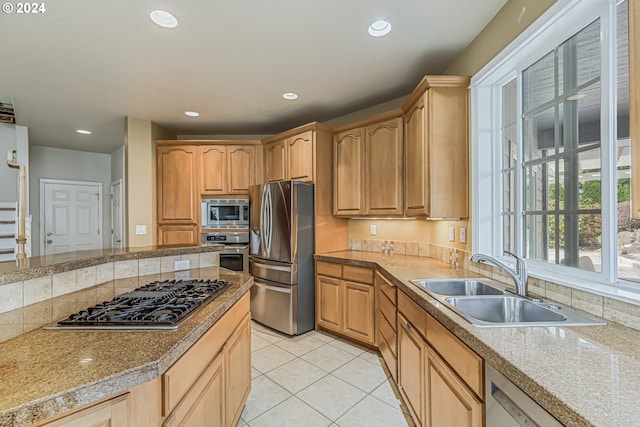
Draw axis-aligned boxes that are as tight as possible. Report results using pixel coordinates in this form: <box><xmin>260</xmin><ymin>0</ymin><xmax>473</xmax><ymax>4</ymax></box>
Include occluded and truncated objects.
<box><xmin>239</xmin><ymin>321</ymin><xmax>415</xmax><ymax>427</ymax></box>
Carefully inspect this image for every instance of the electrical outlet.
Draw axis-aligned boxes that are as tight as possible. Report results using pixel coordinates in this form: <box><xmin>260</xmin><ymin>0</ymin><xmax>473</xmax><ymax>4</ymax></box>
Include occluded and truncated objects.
<box><xmin>370</xmin><ymin>224</ymin><xmax>377</xmax><ymax>236</ymax></box>
<box><xmin>135</xmin><ymin>225</ymin><xmax>147</xmax><ymax>235</ymax></box>
<box><xmin>460</xmin><ymin>227</ymin><xmax>467</xmax><ymax>244</ymax></box>
<box><xmin>449</xmin><ymin>227</ymin><xmax>455</xmax><ymax>242</ymax></box>
<box><xmin>175</xmin><ymin>260</ymin><xmax>190</xmax><ymax>271</ymax></box>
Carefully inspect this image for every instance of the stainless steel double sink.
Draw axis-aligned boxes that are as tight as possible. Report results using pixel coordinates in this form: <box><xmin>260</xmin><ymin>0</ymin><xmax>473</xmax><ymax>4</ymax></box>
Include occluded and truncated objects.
<box><xmin>410</xmin><ymin>279</ymin><xmax>604</xmax><ymax>327</ymax></box>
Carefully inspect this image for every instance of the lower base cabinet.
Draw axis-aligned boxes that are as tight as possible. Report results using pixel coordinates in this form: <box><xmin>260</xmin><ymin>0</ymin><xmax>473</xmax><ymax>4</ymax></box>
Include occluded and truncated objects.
<box><xmin>398</xmin><ymin>313</ymin><xmax>425</xmax><ymax>426</ymax></box>
<box><xmin>36</xmin><ymin>293</ymin><xmax>251</xmax><ymax>427</ymax></box>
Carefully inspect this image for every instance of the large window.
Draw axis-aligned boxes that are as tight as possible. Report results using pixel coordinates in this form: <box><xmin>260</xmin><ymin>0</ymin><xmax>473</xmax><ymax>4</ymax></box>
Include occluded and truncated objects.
<box><xmin>472</xmin><ymin>0</ymin><xmax>634</xmax><ymax>290</ymax></box>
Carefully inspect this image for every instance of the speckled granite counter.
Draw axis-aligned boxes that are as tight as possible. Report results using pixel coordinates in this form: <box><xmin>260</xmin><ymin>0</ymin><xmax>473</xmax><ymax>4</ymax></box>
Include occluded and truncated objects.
<box><xmin>0</xmin><ymin>267</ymin><xmax>253</xmax><ymax>427</ymax></box>
<box><xmin>0</xmin><ymin>244</ymin><xmax>225</xmax><ymax>286</ymax></box>
<box><xmin>316</xmin><ymin>250</ymin><xmax>640</xmax><ymax>427</ymax></box>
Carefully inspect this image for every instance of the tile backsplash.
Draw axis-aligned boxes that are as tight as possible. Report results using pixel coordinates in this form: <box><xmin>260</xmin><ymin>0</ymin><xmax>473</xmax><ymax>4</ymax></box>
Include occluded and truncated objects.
<box><xmin>348</xmin><ymin>238</ymin><xmax>640</xmax><ymax>332</ymax></box>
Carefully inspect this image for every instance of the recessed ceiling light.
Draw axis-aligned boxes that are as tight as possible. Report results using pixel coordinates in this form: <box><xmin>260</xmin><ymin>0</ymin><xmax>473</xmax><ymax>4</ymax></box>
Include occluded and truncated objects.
<box><xmin>567</xmin><ymin>93</ymin><xmax>587</xmax><ymax>101</ymax></box>
<box><xmin>149</xmin><ymin>10</ymin><xmax>178</xmax><ymax>28</ymax></box>
<box><xmin>282</xmin><ymin>92</ymin><xmax>299</xmax><ymax>100</ymax></box>
<box><xmin>368</xmin><ymin>20</ymin><xmax>391</xmax><ymax>37</ymax></box>
<box><xmin>76</xmin><ymin>129</ymin><xmax>91</xmax><ymax>135</ymax></box>
<box><xmin>185</xmin><ymin>111</ymin><xmax>200</xmax><ymax>117</ymax></box>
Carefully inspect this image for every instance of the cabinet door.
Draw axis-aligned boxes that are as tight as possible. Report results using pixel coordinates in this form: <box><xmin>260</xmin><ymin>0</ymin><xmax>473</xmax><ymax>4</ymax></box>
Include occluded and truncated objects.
<box><xmin>264</xmin><ymin>140</ymin><xmax>287</xmax><ymax>182</ymax></box>
<box><xmin>225</xmin><ymin>315</ymin><xmax>252</xmax><ymax>427</ymax></box>
<box><xmin>365</xmin><ymin>117</ymin><xmax>404</xmax><ymax>215</ymax></box>
<box><xmin>198</xmin><ymin>145</ymin><xmax>227</xmax><ymax>195</ymax></box>
<box><xmin>404</xmin><ymin>93</ymin><xmax>429</xmax><ymax>216</ymax></box>
<box><xmin>157</xmin><ymin>146</ymin><xmax>198</xmax><ymax>223</ymax></box>
<box><xmin>343</xmin><ymin>280</ymin><xmax>375</xmax><ymax>345</ymax></box>
<box><xmin>425</xmin><ymin>347</ymin><xmax>482</xmax><ymax>427</ymax></box>
<box><xmin>398</xmin><ymin>313</ymin><xmax>424</xmax><ymax>427</ymax></box>
<box><xmin>316</xmin><ymin>275</ymin><xmax>343</xmax><ymax>333</ymax></box>
<box><xmin>287</xmin><ymin>130</ymin><xmax>314</xmax><ymax>182</ymax></box>
<box><xmin>42</xmin><ymin>394</ymin><xmax>129</xmax><ymax>427</ymax></box>
<box><xmin>333</xmin><ymin>128</ymin><xmax>365</xmax><ymax>216</ymax></box>
<box><xmin>227</xmin><ymin>146</ymin><xmax>254</xmax><ymax>194</ymax></box>
<box><xmin>163</xmin><ymin>352</ymin><xmax>224</xmax><ymax>427</ymax></box>
<box><xmin>158</xmin><ymin>225</ymin><xmax>198</xmax><ymax>246</ymax></box>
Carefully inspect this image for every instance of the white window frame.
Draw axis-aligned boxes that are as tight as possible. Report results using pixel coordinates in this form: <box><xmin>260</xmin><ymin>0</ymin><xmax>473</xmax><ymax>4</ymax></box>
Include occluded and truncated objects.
<box><xmin>471</xmin><ymin>0</ymin><xmax>639</xmax><ymax>302</ymax></box>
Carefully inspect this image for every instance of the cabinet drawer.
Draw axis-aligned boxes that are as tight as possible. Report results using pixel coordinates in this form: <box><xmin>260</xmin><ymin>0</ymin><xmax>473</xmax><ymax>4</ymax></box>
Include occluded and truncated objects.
<box><xmin>163</xmin><ymin>293</ymin><xmax>250</xmax><ymax>415</ymax></box>
<box><xmin>317</xmin><ymin>261</ymin><xmax>342</xmax><ymax>278</ymax></box>
<box><xmin>426</xmin><ymin>313</ymin><xmax>483</xmax><ymax>399</ymax></box>
<box><xmin>342</xmin><ymin>265</ymin><xmax>373</xmax><ymax>284</ymax></box>
<box><xmin>378</xmin><ymin>290</ymin><xmax>396</xmax><ymax>331</ymax></box>
<box><xmin>398</xmin><ymin>291</ymin><xmax>427</xmax><ymax>339</ymax></box>
<box><xmin>376</xmin><ymin>271</ymin><xmax>396</xmax><ymax>304</ymax></box>
<box><xmin>378</xmin><ymin>311</ymin><xmax>397</xmax><ymax>358</ymax></box>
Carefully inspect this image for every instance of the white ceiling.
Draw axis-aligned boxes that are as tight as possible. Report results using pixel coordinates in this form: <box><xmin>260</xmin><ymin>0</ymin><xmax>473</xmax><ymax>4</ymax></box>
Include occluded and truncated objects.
<box><xmin>0</xmin><ymin>0</ymin><xmax>508</xmax><ymax>154</ymax></box>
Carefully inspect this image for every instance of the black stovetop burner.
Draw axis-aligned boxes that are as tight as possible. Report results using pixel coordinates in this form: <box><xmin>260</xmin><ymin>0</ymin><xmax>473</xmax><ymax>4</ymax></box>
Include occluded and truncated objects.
<box><xmin>49</xmin><ymin>279</ymin><xmax>230</xmax><ymax>330</ymax></box>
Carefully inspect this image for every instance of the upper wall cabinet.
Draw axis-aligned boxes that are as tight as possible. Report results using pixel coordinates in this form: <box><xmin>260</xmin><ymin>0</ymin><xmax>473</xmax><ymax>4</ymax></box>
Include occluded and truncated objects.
<box><xmin>333</xmin><ymin>111</ymin><xmax>404</xmax><ymax>217</ymax></box>
<box><xmin>197</xmin><ymin>145</ymin><xmax>256</xmax><ymax>196</ymax></box>
<box><xmin>158</xmin><ymin>145</ymin><xmax>198</xmax><ymax>224</ymax></box>
<box><xmin>403</xmin><ymin>75</ymin><xmax>470</xmax><ymax>218</ymax></box>
<box><xmin>263</xmin><ymin>125</ymin><xmax>329</xmax><ymax>184</ymax></box>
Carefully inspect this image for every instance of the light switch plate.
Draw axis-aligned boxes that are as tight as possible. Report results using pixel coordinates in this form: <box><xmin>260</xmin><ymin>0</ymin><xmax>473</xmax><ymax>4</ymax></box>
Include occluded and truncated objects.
<box><xmin>449</xmin><ymin>227</ymin><xmax>455</xmax><ymax>242</ymax></box>
<box><xmin>175</xmin><ymin>260</ymin><xmax>190</xmax><ymax>271</ymax></box>
<box><xmin>135</xmin><ymin>225</ymin><xmax>147</xmax><ymax>235</ymax></box>
<box><xmin>460</xmin><ymin>227</ymin><xmax>467</xmax><ymax>244</ymax></box>
<box><xmin>370</xmin><ymin>224</ymin><xmax>377</xmax><ymax>236</ymax></box>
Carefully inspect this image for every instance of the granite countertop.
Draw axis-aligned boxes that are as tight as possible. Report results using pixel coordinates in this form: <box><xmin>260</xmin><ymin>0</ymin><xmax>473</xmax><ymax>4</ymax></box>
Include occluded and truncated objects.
<box><xmin>0</xmin><ymin>244</ymin><xmax>225</xmax><ymax>285</ymax></box>
<box><xmin>0</xmin><ymin>267</ymin><xmax>253</xmax><ymax>427</ymax></box>
<box><xmin>316</xmin><ymin>250</ymin><xmax>640</xmax><ymax>427</ymax></box>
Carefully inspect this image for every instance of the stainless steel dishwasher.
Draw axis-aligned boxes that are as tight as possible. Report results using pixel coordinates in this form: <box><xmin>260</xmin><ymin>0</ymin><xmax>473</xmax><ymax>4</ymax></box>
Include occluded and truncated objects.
<box><xmin>486</xmin><ymin>364</ymin><xmax>564</xmax><ymax>426</ymax></box>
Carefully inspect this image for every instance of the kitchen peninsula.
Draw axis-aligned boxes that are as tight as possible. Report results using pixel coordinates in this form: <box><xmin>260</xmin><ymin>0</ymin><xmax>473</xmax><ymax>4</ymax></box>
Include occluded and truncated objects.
<box><xmin>0</xmin><ymin>245</ymin><xmax>253</xmax><ymax>427</ymax></box>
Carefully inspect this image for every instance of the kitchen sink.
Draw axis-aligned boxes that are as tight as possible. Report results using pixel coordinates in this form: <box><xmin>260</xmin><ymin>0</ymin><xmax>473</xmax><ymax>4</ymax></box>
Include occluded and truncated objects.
<box><xmin>444</xmin><ymin>295</ymin><xmax>605</xmax><ymax>327</ymax></box>
<box><xmin>410</xmin><ymin>279</ymin><xmax>503</xmax><ymax>296</ymax></box>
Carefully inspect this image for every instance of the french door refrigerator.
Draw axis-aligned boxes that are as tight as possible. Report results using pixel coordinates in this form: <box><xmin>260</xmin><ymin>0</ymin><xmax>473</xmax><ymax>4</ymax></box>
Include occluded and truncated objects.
<box><xmin>249</xmin><ymin>180</ymin><xmax>314</xmax><ymax>335</ymax></box>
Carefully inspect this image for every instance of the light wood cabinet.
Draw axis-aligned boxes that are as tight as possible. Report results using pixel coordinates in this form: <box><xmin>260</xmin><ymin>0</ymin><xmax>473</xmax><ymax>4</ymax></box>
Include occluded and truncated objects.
<box><xmin>365</xmin><ymin>117</ymin><xmax>404</xmax><ymax>215</ymax></box>
<box><xmin>398</xmin><ymin>313</ymin><xmax>425</xmax><ymax>427</ymax></box>
<box><xmin>198</xmin><ymin>145</ymin><xmax>227</xmax><ymax>195</ymax></box>
<box><xmin>225</xmin><ymin>314</ymin><xmax>252</xmax><ymax>427</ymax></box>
<box><xmin>397</xmin><ymin>290</ymin><xmax>484</xmax><ymax>427</ymax></box>
<box><xmin>425</xmin><ymin>347</ymin><xmax>483</xmax><ymax>427</ymax></box>
<box><xmin>39</xmin><ymin>394</ymin><xmax>129</xmax><ymax>427</ymax></box>
<box><xmin>333</xmin><ymin>128</ymin><xmax>365</xmax><ymax>216</ymax></box>
<box><xmin>264</xmin><ymin>129</ymin><xmax>315</xmax><ymax>183</ymax></box>
<box><xmin>198</xmin><ymin>145</ymin><xmax>256</xmax><ymax>196</ymax></box>
<box><xmin>158</xmin><ymin>224</ymin><xmax>199</xmax><ymax>246</ymax></box>
<box><xmin>287</xmin><ymin>130</ymin><xmax>314</xmax><ymax>181</ymax></box>
<box><xmin>264</xmin><ymin>139</ymin><xmax>287</xmax><ymax>182</ymax></box>
<box><xmin>333</xmin><ymin>110</ymin><xmax>404</xmax><ymax>217</ymax></box>
<box><xmin>157</xmin><ymin>146</ymin><xmax>198</xmax><ymax>224</ymax></box>
<box><xmin>163</xmin><ymin>293</ymin><xmax>252</xmax><ymax>427</ymax></box>
<box><xmin>402</xmin><ymin>75</ymin><xmax>470</xmax><ymax>218</ymax></box>
<box><xmin>315</xmin><ymin>260</ymin><xmax>375</xmax><ymax>346</ymax></box>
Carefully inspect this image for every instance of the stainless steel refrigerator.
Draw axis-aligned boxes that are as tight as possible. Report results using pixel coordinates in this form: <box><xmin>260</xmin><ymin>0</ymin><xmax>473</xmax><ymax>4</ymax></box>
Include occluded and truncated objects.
<box><xmin>249</xmin><ymin>180</ymin><xmax>315</xmax><ymax>335</ymax></box>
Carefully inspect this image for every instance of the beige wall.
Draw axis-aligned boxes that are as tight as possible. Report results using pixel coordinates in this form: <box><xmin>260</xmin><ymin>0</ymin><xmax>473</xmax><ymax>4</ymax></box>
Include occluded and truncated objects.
<box><xmin>347</xmin><ymin>0</ymin><xmax>556</xmax><ymax>251</ymax></box>
<box><xmin>125</xmin><ymin>117</ymin><xmax>176</xmax><ymax>248</ymax></box>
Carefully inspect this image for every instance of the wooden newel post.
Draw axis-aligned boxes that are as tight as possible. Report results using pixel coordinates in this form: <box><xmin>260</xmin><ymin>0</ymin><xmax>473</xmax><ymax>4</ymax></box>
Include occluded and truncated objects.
<box><xmin>6</xmin><ymin>149</ymin><xmax>27</xmax><ymax>262</ymax></box>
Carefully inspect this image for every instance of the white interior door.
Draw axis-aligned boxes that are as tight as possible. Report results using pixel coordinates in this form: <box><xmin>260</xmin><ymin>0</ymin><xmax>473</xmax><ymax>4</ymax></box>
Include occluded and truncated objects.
<box><xmin>41</xmin><ymin>180</ymin><xmax>102</xmax><ymax>256</ymax></box>
<box><xmin>110</xmin><ymin>179</ymin><xmax>123</xmax><ymax>249</ymax></box>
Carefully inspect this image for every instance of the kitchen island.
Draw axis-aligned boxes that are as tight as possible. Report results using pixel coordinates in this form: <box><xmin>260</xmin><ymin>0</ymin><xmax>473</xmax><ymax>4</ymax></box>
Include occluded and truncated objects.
<box><xmin>316</xmin><ymin>250</ymin><xmax>640</xmax><ymax>427</ymax></box>
<box><xmin>0</xmin><ymin>245</ymin><xmax>252</xmax><ymax>427</ymax></box>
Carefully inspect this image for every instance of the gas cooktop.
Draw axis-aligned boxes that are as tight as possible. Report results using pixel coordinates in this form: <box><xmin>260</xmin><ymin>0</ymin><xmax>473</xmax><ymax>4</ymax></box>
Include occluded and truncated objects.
<box><xmin>45</xmin><ymin>279</ymin><xmax>230</xmax><ymax>330</ymax></box>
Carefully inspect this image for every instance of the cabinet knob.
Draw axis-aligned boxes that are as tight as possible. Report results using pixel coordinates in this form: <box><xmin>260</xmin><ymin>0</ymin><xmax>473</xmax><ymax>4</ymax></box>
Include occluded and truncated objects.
<box><xmin>407</xmin><ymin>321</ymin><xmax>413</xmax><ymax>330</ymax></box>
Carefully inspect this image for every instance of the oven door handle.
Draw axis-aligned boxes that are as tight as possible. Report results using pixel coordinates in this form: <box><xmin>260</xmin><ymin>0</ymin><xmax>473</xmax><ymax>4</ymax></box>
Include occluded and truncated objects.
<box><xmin>251</xmin><ymin>261</ymin><xmax>291</xmax><ymax>272</ymax></box>
<box><xmin>254</xmin><ymin>281</ymin><xmax>292</xmax><ymax>294</ymax></box>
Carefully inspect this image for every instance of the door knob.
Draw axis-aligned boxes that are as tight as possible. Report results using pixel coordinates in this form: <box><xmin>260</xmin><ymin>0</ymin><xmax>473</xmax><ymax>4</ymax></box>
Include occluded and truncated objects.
<box><xmin>46</xmin><ymin>240</ymin><xmax>52</xmax><ymax>244</ymax></box>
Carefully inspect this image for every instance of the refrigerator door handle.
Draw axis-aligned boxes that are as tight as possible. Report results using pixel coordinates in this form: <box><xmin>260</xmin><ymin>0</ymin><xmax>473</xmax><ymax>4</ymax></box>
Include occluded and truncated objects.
<box><xmin>260</xmin><ymin>184</ymin><xmax>267</xmax><ymax>255</ymax></box>
<box><xmin>251</xmin><ymin>261</ymin><xmax>291</xmax><ymax>272</ymax></box>
<box><xmin>265</xmin><ymin>184</ymin><xmax>273</xmax><ymax>256</ymax></box>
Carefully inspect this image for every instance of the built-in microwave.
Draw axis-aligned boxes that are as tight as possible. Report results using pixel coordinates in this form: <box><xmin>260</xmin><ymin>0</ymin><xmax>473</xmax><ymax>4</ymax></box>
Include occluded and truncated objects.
<box><xmin>201</xmin><ymin>198</ymin><xmax>249</xmax><ymax>228</ymax></box>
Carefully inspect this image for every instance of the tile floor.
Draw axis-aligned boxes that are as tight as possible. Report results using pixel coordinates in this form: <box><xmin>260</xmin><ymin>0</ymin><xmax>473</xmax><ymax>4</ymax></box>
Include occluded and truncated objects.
<box><xmin>239</xmin><ymin>321</ymin><xmax>415</xmax><ymax>427</ymax></box>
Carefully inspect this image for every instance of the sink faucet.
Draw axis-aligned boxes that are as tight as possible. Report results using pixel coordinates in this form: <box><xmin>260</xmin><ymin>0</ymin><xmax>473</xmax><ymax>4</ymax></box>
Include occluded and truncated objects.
<box><xmin>470</xmin><ymin>251</ymin><xmax>528</xmax><ymax>297</ymax></box>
